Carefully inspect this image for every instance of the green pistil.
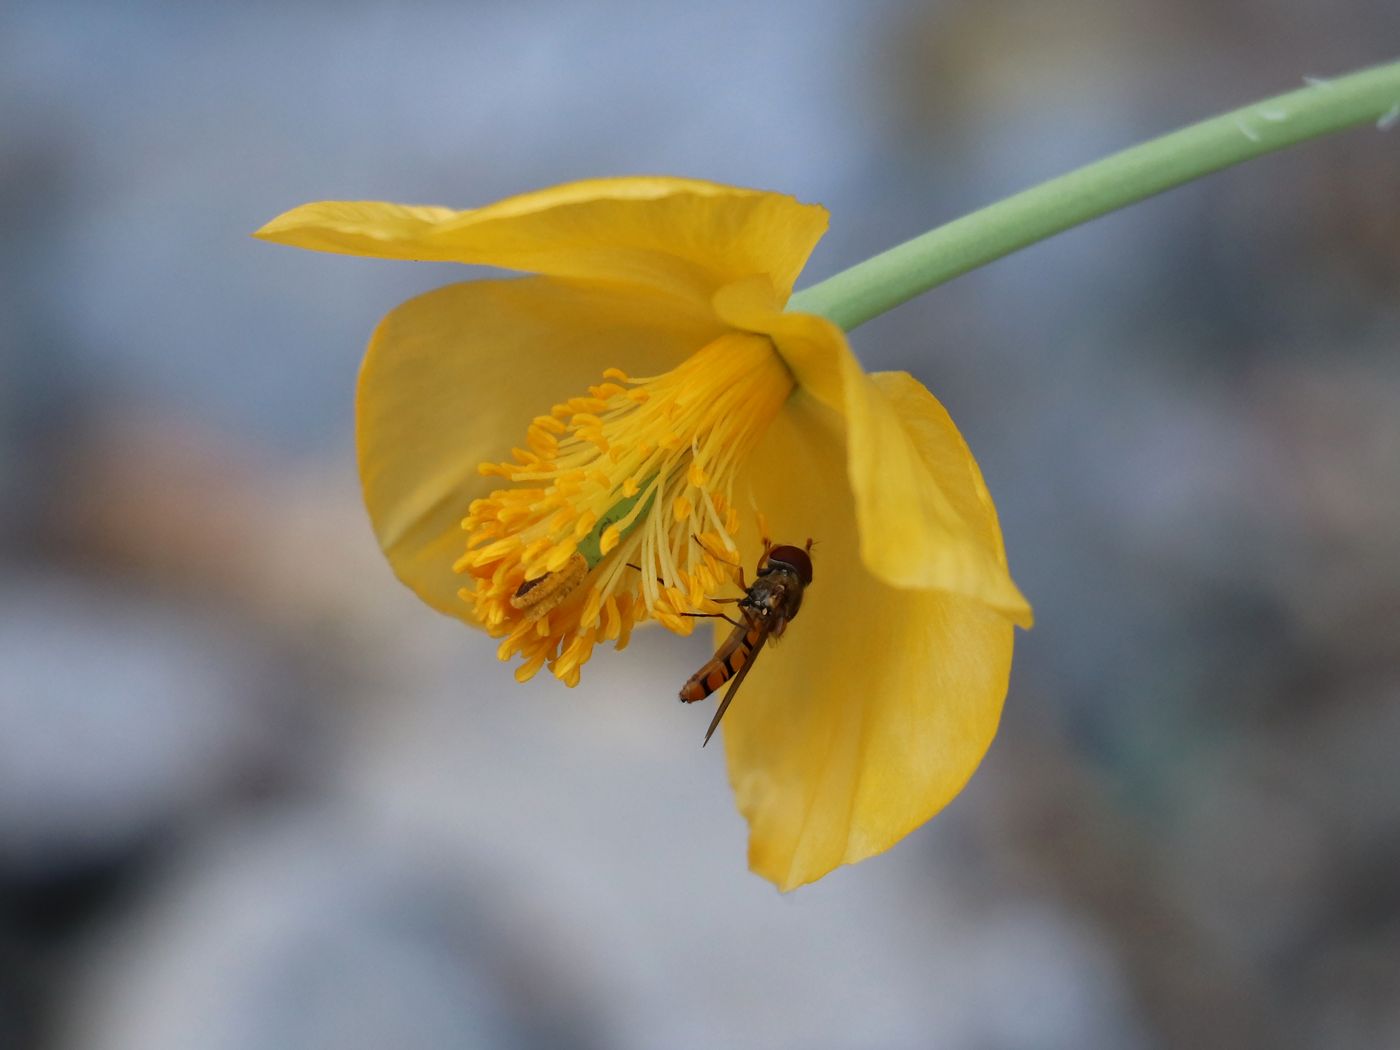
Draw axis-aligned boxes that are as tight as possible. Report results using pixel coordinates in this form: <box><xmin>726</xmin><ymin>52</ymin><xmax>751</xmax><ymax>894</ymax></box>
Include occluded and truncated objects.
<box><xmin>578</xmin><ymin>485</ymin><xmax>657</xmax><ymax>567</ymax></box>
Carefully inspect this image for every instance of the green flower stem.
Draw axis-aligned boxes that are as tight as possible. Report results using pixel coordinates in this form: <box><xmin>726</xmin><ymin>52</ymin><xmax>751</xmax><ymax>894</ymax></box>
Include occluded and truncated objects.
<box><xmin>789</xmin><ymin>60</ymin><xmax>1400</xmax><ymax>332</ymax></box>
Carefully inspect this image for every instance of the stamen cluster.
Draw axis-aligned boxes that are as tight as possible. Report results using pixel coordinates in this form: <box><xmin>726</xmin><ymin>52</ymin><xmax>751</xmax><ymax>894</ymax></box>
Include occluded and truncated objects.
<box><xmin>458</xmin><ymin>333</ymin><xmax>793</xmax><ymax>685</ymax></box>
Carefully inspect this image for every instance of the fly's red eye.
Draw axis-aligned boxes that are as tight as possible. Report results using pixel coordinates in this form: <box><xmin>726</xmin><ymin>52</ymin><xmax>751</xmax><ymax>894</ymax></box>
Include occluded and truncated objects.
<box><xmin>766</xmin><ymin>544</ymin><xmax>813</xmax><ymax>585</ymax></box>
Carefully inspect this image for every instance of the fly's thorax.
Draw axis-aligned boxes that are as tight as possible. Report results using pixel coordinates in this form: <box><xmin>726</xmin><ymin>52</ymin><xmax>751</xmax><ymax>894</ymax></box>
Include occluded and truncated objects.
<box><xmin>458</xmin><ymin>332</ymin><xmax>795</xmax><ymax>686</ymax></box>
<box><xmin>742</xmin><ymin>566</ymin><xmax>806</xmax><ymax>624</ymax></box>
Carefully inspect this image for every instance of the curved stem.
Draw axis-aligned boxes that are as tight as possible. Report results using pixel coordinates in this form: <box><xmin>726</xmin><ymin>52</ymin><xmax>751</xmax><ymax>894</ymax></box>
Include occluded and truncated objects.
<box><xmin>789</xmin><ymin>60</ymin><xmax>1400</xmax><ymax>331</ymax></box>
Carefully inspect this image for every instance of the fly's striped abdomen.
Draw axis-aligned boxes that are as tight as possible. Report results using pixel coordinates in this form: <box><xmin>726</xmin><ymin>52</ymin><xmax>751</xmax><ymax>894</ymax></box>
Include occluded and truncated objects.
<box><xmin>679</xmin><ymin>624</ymin><xmax>763</xmax><ymax>702</ymax></box>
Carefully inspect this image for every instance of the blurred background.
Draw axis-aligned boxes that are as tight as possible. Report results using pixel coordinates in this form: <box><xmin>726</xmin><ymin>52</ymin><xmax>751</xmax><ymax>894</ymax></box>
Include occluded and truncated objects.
<box><xmin>2</xmin><ymin>1</ymin><xmax>1398</xmax><ymax>1047</ymax></box>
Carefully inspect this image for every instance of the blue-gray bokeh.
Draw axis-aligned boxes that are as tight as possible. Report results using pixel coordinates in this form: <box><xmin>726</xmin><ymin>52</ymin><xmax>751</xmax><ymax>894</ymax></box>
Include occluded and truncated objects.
<box><xmin>3</xmin><ymin>2</ymin><xmax>1398</xmax><ymax>1048</ymax></box>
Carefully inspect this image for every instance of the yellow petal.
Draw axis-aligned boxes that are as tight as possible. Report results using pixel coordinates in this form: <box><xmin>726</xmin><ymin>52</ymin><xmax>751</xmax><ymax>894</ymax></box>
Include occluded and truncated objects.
<box><xmin>358</xmin><ymin>276</ymin><xmax>723</xmax><ymax>620</ymax></box>
<box><xmin>868</xmin><ymin>370</ymin><xmax>1033</xmax><ymax>627</ymax></box>
<box><xmin>254</xmin><ymin>201</ymin><xmax>462</xmax><ymax>259</ymax></box>
<box><xmin>256</xmin><ymin>177</ymin><xmax>829</xmax><ymax>303</ymax></box>
<box><xmin>713</xmin><ymin>282</ymin><xmax>1031</xmax><ymax>625</ymax></box>
<box><xmin>720</xmin><ymin>396</ymin><xmax>1015</xmax><ymax>891</ymax></box>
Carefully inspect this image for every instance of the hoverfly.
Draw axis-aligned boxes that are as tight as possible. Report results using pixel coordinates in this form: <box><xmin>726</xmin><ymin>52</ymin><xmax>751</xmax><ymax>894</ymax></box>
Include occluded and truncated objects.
<box><xmin>680</xmin><ymin>538</ymin><xmax>814</xmax><ymax>746</ymax></box>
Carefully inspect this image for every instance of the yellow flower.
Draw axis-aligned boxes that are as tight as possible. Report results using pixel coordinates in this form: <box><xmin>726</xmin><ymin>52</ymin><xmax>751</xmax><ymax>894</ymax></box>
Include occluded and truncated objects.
<box><xmin>256</xmin><ymin>177</ymin><xmax>1032</xmax><ymax>890</ymax></box>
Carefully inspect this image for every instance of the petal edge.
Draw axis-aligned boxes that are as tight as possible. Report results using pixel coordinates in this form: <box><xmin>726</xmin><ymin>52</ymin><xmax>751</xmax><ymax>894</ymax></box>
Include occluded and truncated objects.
<box><xmin>259</xmin><ymin>178</ymin><xmax>830</xmax><ymax>303</ymax></box>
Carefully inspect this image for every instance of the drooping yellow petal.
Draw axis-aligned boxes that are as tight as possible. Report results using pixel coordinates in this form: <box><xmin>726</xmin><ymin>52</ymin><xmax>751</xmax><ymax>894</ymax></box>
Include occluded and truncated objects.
<box><xmin>868</xmin><ymin>369</ymin><xmax>1032</xmax><ymax>626</ymax></box>
<box><xmin>357</xmin><ymin>275</ymin><xmax>724</xmax><ymax>619</ymax></box>
<box><xmin>256</xmin><ymin>177</ymin><xmax>830</xmax><ymax>304</ymax></box>
<box><xmin>714</xmin><ymin>281</ymin><xmax>1031</xmax><ymax>625</ymax></box>
<box><xmin>720</xmin><ymin>394</ymin><xmax>1015</xmax><ymax>891</ymax></box>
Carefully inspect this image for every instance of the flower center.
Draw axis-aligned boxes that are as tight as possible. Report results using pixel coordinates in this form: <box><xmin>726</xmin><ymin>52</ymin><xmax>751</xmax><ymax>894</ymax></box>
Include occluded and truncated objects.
<box><xmin>458</xmin><ymin>332</ymin><xmax>793</xmax><ymax>686</ymax></box>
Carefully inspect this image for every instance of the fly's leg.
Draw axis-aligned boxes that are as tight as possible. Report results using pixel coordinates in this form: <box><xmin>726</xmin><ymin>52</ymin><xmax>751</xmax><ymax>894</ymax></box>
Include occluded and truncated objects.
<box><xmin>682</xmin><ymin>611</ymin><xmax>746</xmax><ymax>630</ymax></box>
<box><xmin>625</xmin><ymin>562</ymin><xmax>671</xmax><ymax>588</ymax></box>
<box><xmin>755</xmin><ymin>536</ymin><xmax>774</xmax><ymax>577</ymax></box>
<box><xmin>690</xmin><ymin>532</ymin><xmax>756</xmax><ymax>592</ymax></box>
<box><xmin>691</xmin><ymin>532</ymin><xmax>748</xmax><ymax>590</ymax></box>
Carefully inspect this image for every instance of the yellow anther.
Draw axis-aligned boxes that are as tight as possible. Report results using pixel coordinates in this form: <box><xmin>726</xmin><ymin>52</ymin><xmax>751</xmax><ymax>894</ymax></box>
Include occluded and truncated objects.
<box><xmin>548</xmin><ymin>506</ymin><xmax>573</xmax><ymax>533</ymax></box>
<box><xmin>514</xmin><ymin>649</ymin><xmax>549</xmax><ymax>683</ymax></box>
<box><xmin>527</xmin><ymin>424</ymin><xmax>558</xmax><ymax>449</ymax></box>
<box><xmin>497</xmin><ymin>503</ymin><xmax>535</xmax><ymax>527</ymax></box>
<box><xmin>673</xmin><ymin>495</ymin><xmax>693</xmax><ymax>521</ymax></box>
<box><xmin>615</xmin><ymin>612</ymin><xmax>635</xmax><ymax>652</ymax></box>
<box><xmin>544</xmin><ymin>541</ymin><xmax>578</xmax><ymax>572</ymax></box>
<box><xmin>602</xmin><ymin>367</ymin><xmax>629</xmax><ymax>382</ymax></box>
<box><xmin>521</xmin><ymin>537</ymin><xmax>552</xmax><ymax>563</ymax></box>
<box><xmin>526</xmin><ymin>437</ymin><xmax>557</xmax><ymax>460</ymax></box>
<box><xmin>472</xmin><ymin>537</ymin><xmax>521</xmax><ymax>563</ymax></box>
<box><xmin>599</xmin><ymin>524</ymin><xmax>622</xmax><ymax>555</ymax></box>
<box><xmin>532</xmin><ymin>414</ymin><xmax>566</xmax><ymax>434</ymax></box>
<box><xmin>602</xmin><ymin>596</ymin><xmax>621</xmax><ymax>641</ymax></box>
<box><xmin>464</xmin><ymin>526</ymin><xmax>498</xmax><ymax>548</ymax></box>
<box><xmin>687</xmin><ymin>462</ymin><xmax>708</xmax><ymax>487</ymax></box>
<box><xmin>554</xmin><ymin>632</ymin><xmax>595</xmax><ymax>679</ymax></box>
<box><xmin>580</xmin><ymin>587</ymin><xmax>603</xmax><ymax>630</ymax></box>
<box><xmin>496</xmin><ymin>620</ymin><xmax>533</xmax><ymax>662</ymax></box>
<box><xmin>653</xmin><ymin>607</ymin><xmax>688</xmax><ymax>634</ymax></box>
